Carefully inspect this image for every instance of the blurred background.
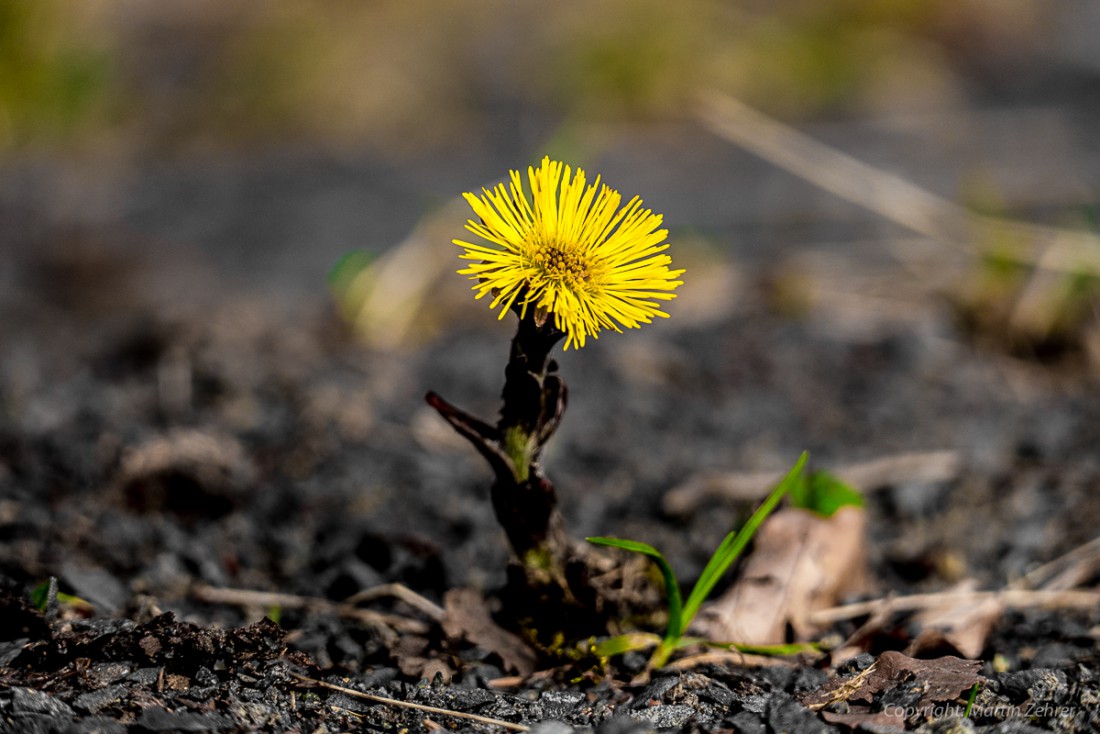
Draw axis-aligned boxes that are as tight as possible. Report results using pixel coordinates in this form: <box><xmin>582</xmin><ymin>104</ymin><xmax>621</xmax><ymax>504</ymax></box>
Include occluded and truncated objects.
<box><xmin>2</xmin><ymin>0</ymin><xmax>1100</xmax><ymax>316</ymax></box>
<box><xmin>0</xmin><ymin>0</ymin><xmax>1095</xmax><ymax>349</ymax></box>
<box><xmin>4</xmin><ymin>0</ymin><xmax>1100</xmax><ymax>599</ymax></box>
<box><xmin>4</xmin><ymin>0</ymin><xmax>1099</xmax><ymax>307</ymax></box>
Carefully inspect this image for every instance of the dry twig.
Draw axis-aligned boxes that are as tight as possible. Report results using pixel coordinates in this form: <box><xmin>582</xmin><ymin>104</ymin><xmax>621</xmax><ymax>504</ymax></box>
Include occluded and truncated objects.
<box><xmin>697</xmin><ymin>91</ymin><xmax>1100</xmax><ymax>277</ymax></box>
<box><xmin>1011</xmin><ymin>534</ymin><xmax>1100</xmax><ymax>592</ymax></box>
<box><xmin>664</xmin><ymin>450</ymin><xmax>960</xmax><ymax>516</ymax></box>
<box><xmin>289</xmin><ymin>673</ymin><xmax>530</xmax><ymax>732</ymax></box>
<box><xmin>815</xmin><ymin>535</ymin><xmax>1100</xmax><ymax>629</ymax></box>
<box><xmin>343</xmin><ymin>582</ymin><xmax>446</xmax><ymax>622</ymax></box>
<box><xmin>810</xmin><ymin>588</ymin><xmax>1100</xmax><ymax>627</ymax></box>
<box><xmin>192</xmin><ymin>584</ymin><xmax>432</xmax><ymax>638</ymax></box>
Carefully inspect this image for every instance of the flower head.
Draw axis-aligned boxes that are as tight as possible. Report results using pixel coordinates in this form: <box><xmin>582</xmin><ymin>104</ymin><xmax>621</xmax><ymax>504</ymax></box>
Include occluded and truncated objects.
<box><xmin>455</xmin><ymin>156</ymin><xmax>684</xmax><ymax>349</ymax></box>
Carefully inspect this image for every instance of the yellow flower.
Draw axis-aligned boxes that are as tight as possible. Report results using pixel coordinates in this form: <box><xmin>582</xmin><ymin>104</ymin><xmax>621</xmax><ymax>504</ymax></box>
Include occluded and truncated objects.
<box><xmin>455</xmin><ymin>156</ymin><xmax>685</xmax><ymax>349</ymax></box>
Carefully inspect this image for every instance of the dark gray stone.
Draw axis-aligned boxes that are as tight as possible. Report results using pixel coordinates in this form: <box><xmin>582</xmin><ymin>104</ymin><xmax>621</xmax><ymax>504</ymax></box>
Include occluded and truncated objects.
<box><xmin>598</xmin><ymin>715</ymin><xmax>656</xmax><ymax>734</ymax></box>
<box><xmin>999</xmin><ymin>669</ymin><xmax>1069</xmax><ymax>705</ymax></box>
<box><xmin>627</xmin><ymin>704</ymin><xmax>696</xmax><ymax>729</ymax></box>
<box><xmin>3</xmin><ymin>687</ymin><xmax>74</xmax><ymax>718</ymax></box>
<box><xmin>540</xmin><ymin>689</ymin><xmax>585</xmax><ymax>722</ymax></box>
<box><xmin>529</xmin><ymin>720</ymin><xmax>575</xmax><ymax>734</ymax></box>
<box><xmin>71</xmin><ymin>685</ymin><xmax>127</xmax><ymax>714</ymax></box>
<box><xmin>765</xmin><ymin>691</ymin><xmax>836</xmax><ymax>734</ymax></box>
<box><xmin>724</xmin><ymin>710</ymin><xmax>767</xmax><ymax>734</ymax></box>
<box><xmin>134</xmin><ymin>707</ymin><xmax>229</xmax><ymax>732</ymax></box>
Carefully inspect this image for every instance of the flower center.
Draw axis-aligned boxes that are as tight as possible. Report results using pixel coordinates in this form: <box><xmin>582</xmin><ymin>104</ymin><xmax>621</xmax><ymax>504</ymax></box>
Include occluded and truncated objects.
<box><xmin>529</xmin><ymin>239</ymin><xmax>591</xmax><ymax>288</ymax></box>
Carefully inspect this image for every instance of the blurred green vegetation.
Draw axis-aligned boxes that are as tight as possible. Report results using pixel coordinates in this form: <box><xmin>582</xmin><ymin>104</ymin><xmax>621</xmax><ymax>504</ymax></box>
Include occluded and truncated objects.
<box><xmin>0</xmin><ymin>0</ymin><xmax>1045</xmax><ymax>158</ymax></box>
<box><xmin>957</xmin><ymin>227</ymin><xmax>1100</xmax><ymax>362</ymax></box>
<box><xmin>954</xmin><ymin>175</ymin><xmax>1100</xmax><ymax>362</ymax></box>
<box><xmin>0</xmin><ymin>0</ymin><xmax>115</xmax><ymax>151</ymax></box>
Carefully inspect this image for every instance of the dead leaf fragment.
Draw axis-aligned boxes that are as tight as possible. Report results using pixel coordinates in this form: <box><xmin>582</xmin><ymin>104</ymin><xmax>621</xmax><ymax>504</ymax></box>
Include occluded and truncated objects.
<box><xmin>114</xmin><ymin>429</ymin><xmax>256</xmax><ymax>518</ymax></box>
<box><xmin>906</xmin><ymin>579</ymin><xmax>1004</xmax><ymax>659</ymax></box>
<box><xmin>443</xmin><ymin>588</ymin><xmax>536</xmax><ymax>677</ymax></box>
<box><xmin>691</xmin><ymin>506</ymin><xmax>868</xmax><ymax>645</ymax></box>
<box><xmin>392</xmin><ymin>635</ymin><xmax>452</xmax><ymax>682</ymax></box>
<box><xmin>803</xmin><ymin>650</ymin><xmax>981</xmax><ymax>714</ymax></box>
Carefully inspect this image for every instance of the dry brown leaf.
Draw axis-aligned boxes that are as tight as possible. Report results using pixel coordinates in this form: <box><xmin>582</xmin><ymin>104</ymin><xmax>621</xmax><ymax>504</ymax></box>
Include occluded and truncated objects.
<box><xmin>905</xmin><ymin>580</ymin><xmax>1004</xmax><ymax>659</ymax></box>
<box><xmin>391</xmin><ymin>635</ymin><xmax>453</xmax><ymax>683</ymax></box>
<box><xmin>691</xmin><ymin>506</ymin><xmax>868</xmax><ymax>645</ymax></box>
<box><xmin>442</xmin><ymin>588</ymin><xmax>536</xmax><ymax>677</ymax></box>
<box><xmin>803</xmin><ymin>650</ymin><xmax>981</xmax><ymax>714</ymax></box>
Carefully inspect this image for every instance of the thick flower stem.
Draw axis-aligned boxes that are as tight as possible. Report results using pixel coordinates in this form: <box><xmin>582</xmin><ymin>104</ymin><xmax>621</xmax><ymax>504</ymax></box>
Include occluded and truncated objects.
<box><xmin>428</xmin><ymin>307</ymin><xmax>570</xmax><ymax>572</ymax></box>
<box><xmin>428</xmin><ymin>307</ymin><xmax>625</xmax><ymax>643</ymax></box>
<box><xmin>428</xmin><ymin>312</ymin><xmax>667</xmax><ymax>655</ymax></box>
<box><xmin>490</xmin><ymin>308</ymin><xmax>569</xmax><ymax>577</ymax></box>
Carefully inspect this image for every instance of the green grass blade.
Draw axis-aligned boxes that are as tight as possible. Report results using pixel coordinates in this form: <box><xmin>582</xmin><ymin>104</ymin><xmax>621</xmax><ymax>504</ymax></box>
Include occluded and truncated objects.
<box><xmin>964</xmin><ymin>682</ymin><xmax>980</xmax><ymax>718</ymax></box>
<box><xmin>590</xmin><ymin>632</ymin><xmax>662</xmax><ymax>658</ymax></box>
<box><xmin>679</xmin><ymin>451</ymin><xmax>808</xmax><ymax>632</ymax></box>
<box><xmin>586</xmin><ymin>536</ymin><xmax>684</xmax><ymax>639</ymax></box>
<box><xmin>722</xmin><ymin>640</ymin><xmax>820</xmax><ymax>656</ymax></box>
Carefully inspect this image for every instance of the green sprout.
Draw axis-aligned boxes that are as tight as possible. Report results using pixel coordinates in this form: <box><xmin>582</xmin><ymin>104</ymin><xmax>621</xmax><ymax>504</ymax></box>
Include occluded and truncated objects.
<box><xmin>964</xmin><ymin>682</ymin><xmax>980</xmax><ymax>718</ymax></box>
<box><xmin>788</xmin><ymin>468</ymin><xmax>863</xmax><ymax>517</ymax></box>
<box><xmin>327</xmin><ymin>250</ymin><xmax>376</xmax><ymax>324</ymax></box>
<box><xmin>30</xmin><ymin>577</ymin><xmax>93</xmax><ymax>615</ymax></box>
<box><xmin>588</xmin><ymin>451</ymin><xmax>808</xmax><ymax>668</ymax></box>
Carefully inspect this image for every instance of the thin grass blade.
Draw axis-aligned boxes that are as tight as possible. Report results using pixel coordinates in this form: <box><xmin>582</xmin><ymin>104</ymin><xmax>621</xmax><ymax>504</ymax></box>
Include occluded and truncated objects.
<box><xmin>679</xmin><ymin>451</ymin><xmax>808</xmax><ymax>631</ymax></box>
<box><xmin>586</xmin><ymin>536</ymin><xmax>684</xmax><ymax>639</ymax></box>
<box><xmin>590</xmin><ymin>632</ymin><xmax>662</xmax><ymax>658</ymax></box>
